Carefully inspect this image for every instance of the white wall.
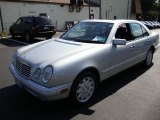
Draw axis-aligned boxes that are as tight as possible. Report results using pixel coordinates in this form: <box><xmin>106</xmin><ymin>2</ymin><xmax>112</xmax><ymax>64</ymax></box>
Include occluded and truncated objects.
<box><xmin>0</xmin><ymin>1</ymin><xmax>99</xmax><ymax>32</ymax></box>
<box><xmin>101</xmin><ymin>0</ymin><xmax>132</xmax><ymax>20</ymax></box>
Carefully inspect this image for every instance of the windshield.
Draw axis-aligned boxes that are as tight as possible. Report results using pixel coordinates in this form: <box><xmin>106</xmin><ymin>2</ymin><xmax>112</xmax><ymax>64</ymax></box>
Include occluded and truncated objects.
<box><xmin>61</xmin><ymin>22</ymin><xmax>113</xmax><ymax>44</ymax></box>
<box><xmin>34</xmin><ymin>17</ymin><xmax>53</xmax><ymax>25</ymax></box>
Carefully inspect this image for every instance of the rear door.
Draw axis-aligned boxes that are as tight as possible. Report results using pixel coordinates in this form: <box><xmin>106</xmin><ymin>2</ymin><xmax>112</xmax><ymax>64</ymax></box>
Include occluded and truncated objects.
<box><xmin>21</xmin><ymin>17</ymin><xmax>33</xmax><ymax>33</ymax></box>
<box><xmin>129</xmin><ymin>23</ymin><xmax>150</xmax><ymax>63</ymax></box>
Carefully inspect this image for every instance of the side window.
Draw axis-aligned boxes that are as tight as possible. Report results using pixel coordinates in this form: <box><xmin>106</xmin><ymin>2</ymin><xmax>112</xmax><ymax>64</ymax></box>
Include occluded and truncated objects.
<box><xmin>15</xmin><ymin>18</ymin><xmax>21</xmax><ymax>25</ymax></box>
<box><xmin>115</xmin><ymin>23</ymin><xmax>132</xmax><ymax>41</ymax></box>
<box><xmin>115</xmin><ymin>24</ymin><xmax>127</xmax><ymax>39</ymax></box>
<box><xmin>23</xmin><ymin>18</ymin><xmax>32</xmax><ymax>25</ymax></box>
<box><xmin>130</xmin><ymin>23</ymin><xmax>143</xmax><ymax>40</ymax></box>
<box><xmin>141</xmin><ymin>26</ymin><xmax>149</xmax><ymax>37</ymax></box>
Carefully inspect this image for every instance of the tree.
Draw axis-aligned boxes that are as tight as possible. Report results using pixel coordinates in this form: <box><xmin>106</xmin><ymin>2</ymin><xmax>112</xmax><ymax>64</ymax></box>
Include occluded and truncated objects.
<box><xmin>140</xmin><ymin>0</ymin><xmax>155</xmax><ymax>12</ymax></box>
<box><xmin>140</xmin><ymin>0</ymin><xmax>160</xmax><ymax>20</ymax></box>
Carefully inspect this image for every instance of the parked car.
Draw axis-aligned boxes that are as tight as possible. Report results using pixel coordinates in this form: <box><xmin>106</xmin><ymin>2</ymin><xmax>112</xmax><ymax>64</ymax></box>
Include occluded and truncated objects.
<box><xmin>144</xmin><ymin>21</ymin><xmax>155</xmax><ymax>29</ymax></box>
<box><xmin>9</xmin><ymin>20</ymin><xmax>159</xmax><ymax>105</ymax></box>
<box><xmin>149</xmin><ymin>21</ymin><xmax>158</xmax><ymax>28</ymax></box>
<box><xmin>9</xmin><ymin>16</ymin><xmax>56</xmax><ymax>41</ymax></box>
<box><xmin>153</xmin><ymin>21</ymin><xmax>160</xmax><ymax>28</ymax></box>
<box><xmin>141</xmin><ymin>21</ymin><xmax>154</xmax><ymax>29</ymax></box>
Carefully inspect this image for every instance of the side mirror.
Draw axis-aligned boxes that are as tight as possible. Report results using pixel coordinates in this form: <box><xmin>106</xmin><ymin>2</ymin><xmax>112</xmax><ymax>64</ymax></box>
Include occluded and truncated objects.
<box><xmin>113</xmin><ymin>39</ymin><xmax>127</xmax><ymax>45</ymax></box>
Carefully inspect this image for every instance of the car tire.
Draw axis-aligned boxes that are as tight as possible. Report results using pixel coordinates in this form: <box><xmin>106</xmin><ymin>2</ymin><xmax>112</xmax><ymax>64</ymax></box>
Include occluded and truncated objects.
<box><xmin>11</xmin><ymin>31</ymin><xmax>15</xmax><ymax>39</ymax></box>
<box><xmin>144</xmin><ymin>49</ymin><xmax>153</xmax><ymax>67</ymax></box>
<box><xmin>46</xmin><ymin>36</ymin><xmax>53</xmax><ymax>39</ymax></box>
<box><xmin>24</xmin><ymin>32</ymin><xmax>31</xmax><ymax>42</ymax></box>
<box><xmin>69</xmin><ymin>71</ymin><xmax>98</xmax><ymax>105</ymax></box>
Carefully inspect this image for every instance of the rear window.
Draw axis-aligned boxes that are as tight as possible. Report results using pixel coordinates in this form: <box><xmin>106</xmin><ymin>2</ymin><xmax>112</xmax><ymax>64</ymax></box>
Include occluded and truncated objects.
<box><xmin>34</xmin><ymin>17</ymin><xmax>53</xmax><ymax>25</ymax></box>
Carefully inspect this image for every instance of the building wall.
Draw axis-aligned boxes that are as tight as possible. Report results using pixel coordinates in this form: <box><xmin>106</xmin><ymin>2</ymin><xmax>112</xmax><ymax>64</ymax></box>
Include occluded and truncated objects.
<box><xmin>101</xmin><ymin>0</ymin><xmax>132</xmax><ymax>19</ymax></box>
<box><xmin>0</xmin><ymin>1</ymin><xmax>99</xmax><ymax>32</ymax></box>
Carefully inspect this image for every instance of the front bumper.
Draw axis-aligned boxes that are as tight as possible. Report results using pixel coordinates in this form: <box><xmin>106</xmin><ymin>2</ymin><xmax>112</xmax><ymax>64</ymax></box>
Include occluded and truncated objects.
<box><xmin>9</xmin><ymin>64</ymin><xmax>72</xmax><ymax>101</ymax></box>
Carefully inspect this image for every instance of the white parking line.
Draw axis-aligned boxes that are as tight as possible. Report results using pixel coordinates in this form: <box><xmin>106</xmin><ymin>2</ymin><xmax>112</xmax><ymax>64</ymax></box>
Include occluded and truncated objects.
<box><xmin>8</xmin><ymin>39</ymin><xmax>29</xmax><ymax>45</ymax></box>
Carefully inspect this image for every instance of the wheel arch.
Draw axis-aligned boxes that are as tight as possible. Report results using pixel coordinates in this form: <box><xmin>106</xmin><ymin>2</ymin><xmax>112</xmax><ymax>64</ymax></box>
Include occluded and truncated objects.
<box><xmin>150</xmin><ymin>46</ymin><xmax>155</xmax><ymax>53</ymax></box>
<box><xmin>74</xmin><ymin>67</ymin><xmax>101</xmax><ymax>84</ymax></box>
<box><xmin>69</xmin><ymin>66</ymin><xmax>101</xmax><ymax>104</ymax></box>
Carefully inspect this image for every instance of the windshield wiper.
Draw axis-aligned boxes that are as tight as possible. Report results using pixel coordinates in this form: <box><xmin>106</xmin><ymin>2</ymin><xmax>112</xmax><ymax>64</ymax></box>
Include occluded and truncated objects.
<box><xmin>61</xmin><ymin>37</ymin><xmax>104</xmax><ymax>44</ymax></box>
<box><xmin>74</xmin><ymin>40</ymin><xmax>104</xmax><ymax>44</ymax></box>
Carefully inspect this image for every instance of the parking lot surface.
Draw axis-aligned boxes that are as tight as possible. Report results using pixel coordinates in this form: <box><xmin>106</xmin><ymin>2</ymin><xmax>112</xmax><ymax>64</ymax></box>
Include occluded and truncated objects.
<box><xmin>0</xmin><ymin>30</ymin><xmax>160</xmax><ymax>120</ymax></box>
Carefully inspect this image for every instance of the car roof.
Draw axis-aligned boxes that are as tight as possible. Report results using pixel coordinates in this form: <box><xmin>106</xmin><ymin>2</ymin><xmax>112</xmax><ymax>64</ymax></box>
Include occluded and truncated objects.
<box><xmin>81</xmin><ymin>19</ymin><xmax>141</xmax><ymax>24</ymax></box>
<box><xmin>21</xmin><ymin>16</ymin><xmax>50</xmax><ymax>19</ymax></box>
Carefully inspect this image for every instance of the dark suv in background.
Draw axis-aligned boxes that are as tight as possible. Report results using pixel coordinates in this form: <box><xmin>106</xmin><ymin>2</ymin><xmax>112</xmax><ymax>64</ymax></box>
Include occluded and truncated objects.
<box><xmin>9</xmin><ymin>16</ymin><xmax>56</xmax><ymax>41</ymax></box>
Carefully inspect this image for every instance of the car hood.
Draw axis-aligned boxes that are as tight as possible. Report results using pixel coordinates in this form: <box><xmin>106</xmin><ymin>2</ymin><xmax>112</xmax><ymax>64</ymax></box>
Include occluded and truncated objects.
<box><xmin>17</xmin><ymin>38</ymin><xmax>97</xmax><ymax>66</ymax></box>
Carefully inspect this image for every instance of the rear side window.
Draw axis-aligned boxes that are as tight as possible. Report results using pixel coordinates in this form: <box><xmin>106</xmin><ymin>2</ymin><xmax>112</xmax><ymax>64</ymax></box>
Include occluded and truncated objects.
<box><xmin>130</xmin><ymin>23</ymin><xmax>143</xmax><ymax>40</ymax></box>
<box><xmin>22</xmin><ymin>17</ymin><xmax>33</xmax><ymax>25</ymax></box>
<box><xmin>34</xmin><ymin>17</ymin><xmax>53</xmax><ymax>25</ymax></box>
<box><xmin>141</xmin><ymin>26</ymin><xmax>149</xmax><ymax>37</ymax></box>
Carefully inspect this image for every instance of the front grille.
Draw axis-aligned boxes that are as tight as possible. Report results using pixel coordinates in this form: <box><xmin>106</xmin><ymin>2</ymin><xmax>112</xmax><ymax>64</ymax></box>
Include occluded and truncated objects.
<box><xmin>16</xmin><ymin>58</ymin><xmax>31</xmax><ymax>78</ymax></box>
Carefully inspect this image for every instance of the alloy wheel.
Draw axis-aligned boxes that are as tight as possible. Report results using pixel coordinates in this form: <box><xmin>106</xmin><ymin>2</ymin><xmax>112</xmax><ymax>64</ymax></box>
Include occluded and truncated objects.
<box><xmin>76</xmin><ymin>76</ymin><xmax>95</xmax><ymax>103</ymax></box>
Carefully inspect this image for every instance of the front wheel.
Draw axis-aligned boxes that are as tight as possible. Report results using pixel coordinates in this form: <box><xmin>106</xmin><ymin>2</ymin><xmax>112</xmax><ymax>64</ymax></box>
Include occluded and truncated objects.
<box><xmin>69</xmin><ymin>72</ymin><xmax>98</xmax><ymax>105</ymax></box>
<box><xmin>144</xmin><ymin>49</ymin><xmax>153</xmax><ymax>67</ymax></box>
<box><xmin>10</xmin><ymin>31</ymin><xmax>15</xmax><ymax>39</ymax></box>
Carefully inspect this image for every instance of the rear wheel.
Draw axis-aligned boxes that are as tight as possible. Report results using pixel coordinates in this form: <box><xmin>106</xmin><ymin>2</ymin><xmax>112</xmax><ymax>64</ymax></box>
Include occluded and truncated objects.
<box><xmin>144</xmin><ymin>49</ymin><xmax>153</xmax><ymax>67</ymax></box>
<box><xmin>46</xmin><ymin>35</ymin><xmax>53</xmax><ymax>39</ymax></box>
<box><xmin>24</xmin><ymin>32</ymin><xmax>31</xmax><ymax>42</ymax></box>
<box><xmin>69</xmin><ymin>72</ymin><xmax>98</xmax><ymax>105</ymax></box>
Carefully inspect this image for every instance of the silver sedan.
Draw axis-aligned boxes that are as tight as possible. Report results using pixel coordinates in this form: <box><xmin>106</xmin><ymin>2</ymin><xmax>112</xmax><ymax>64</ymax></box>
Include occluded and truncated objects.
<box><xmin>9</xmin><ymin>20</ymin><xmax>159</xmax><ymax>105</ymax></box>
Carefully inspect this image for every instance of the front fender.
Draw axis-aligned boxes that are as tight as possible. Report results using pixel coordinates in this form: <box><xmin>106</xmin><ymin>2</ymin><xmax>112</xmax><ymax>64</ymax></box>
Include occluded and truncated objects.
<box><xmin>50</xmin><ymin>57</ymin><xmax>100</xmax><ymax>87</ymax></box>
<box><xmin>48</xmin><ymin>46</ymin><xmax>109</xmax><ymax>87</ymax></box>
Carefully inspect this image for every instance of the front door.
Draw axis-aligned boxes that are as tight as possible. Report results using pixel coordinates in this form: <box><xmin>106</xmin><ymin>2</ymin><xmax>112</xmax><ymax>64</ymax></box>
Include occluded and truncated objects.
<box><xmin>108</xmin><ymin>23</ymin><xmax>136</xmax><ymax>77</ymax></box>
<box><xmin>13</xmin><ymin>18</ymin><xmax>22</xmax><ymax>35</ymax></box>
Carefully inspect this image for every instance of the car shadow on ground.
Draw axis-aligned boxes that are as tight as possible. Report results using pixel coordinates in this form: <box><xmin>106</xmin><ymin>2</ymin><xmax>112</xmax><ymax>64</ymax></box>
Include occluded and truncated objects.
<box><xmin>10</xmin><ymin>37</ymin><xmax>45</xmax><ymax>44</ymax></box>
<box><xmin>0</xmin><ymin>37</ymin><xmax>49</xmax><ymax>47</ymax></box>
<box><xmin>0</xmin><ymin>38</ymin><xmax>26</xmax><ymax>47</ymax></box>
<box><xmin>0</xmin><ymin>63</ymin><xmax>153</xmax><ymax>120</ymax></box>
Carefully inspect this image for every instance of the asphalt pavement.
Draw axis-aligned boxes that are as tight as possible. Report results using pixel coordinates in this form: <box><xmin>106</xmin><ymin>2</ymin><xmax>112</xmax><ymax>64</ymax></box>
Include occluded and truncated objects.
<box><xmin>0</xmin><ymin>30</ymin><xmax>160</xmax><ymax>120</ymax></box>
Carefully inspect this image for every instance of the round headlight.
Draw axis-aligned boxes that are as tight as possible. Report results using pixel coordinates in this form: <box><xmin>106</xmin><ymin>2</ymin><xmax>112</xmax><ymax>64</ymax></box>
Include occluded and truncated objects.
<box><xmin>34</xmin><ymin>68</ymin><xmax>41</xmax><ymax>80</ymax></box>
<box><xmin>42</xmin><ymin>66</ymin><xmax>53</xmax><ymax>84</ymax></box>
